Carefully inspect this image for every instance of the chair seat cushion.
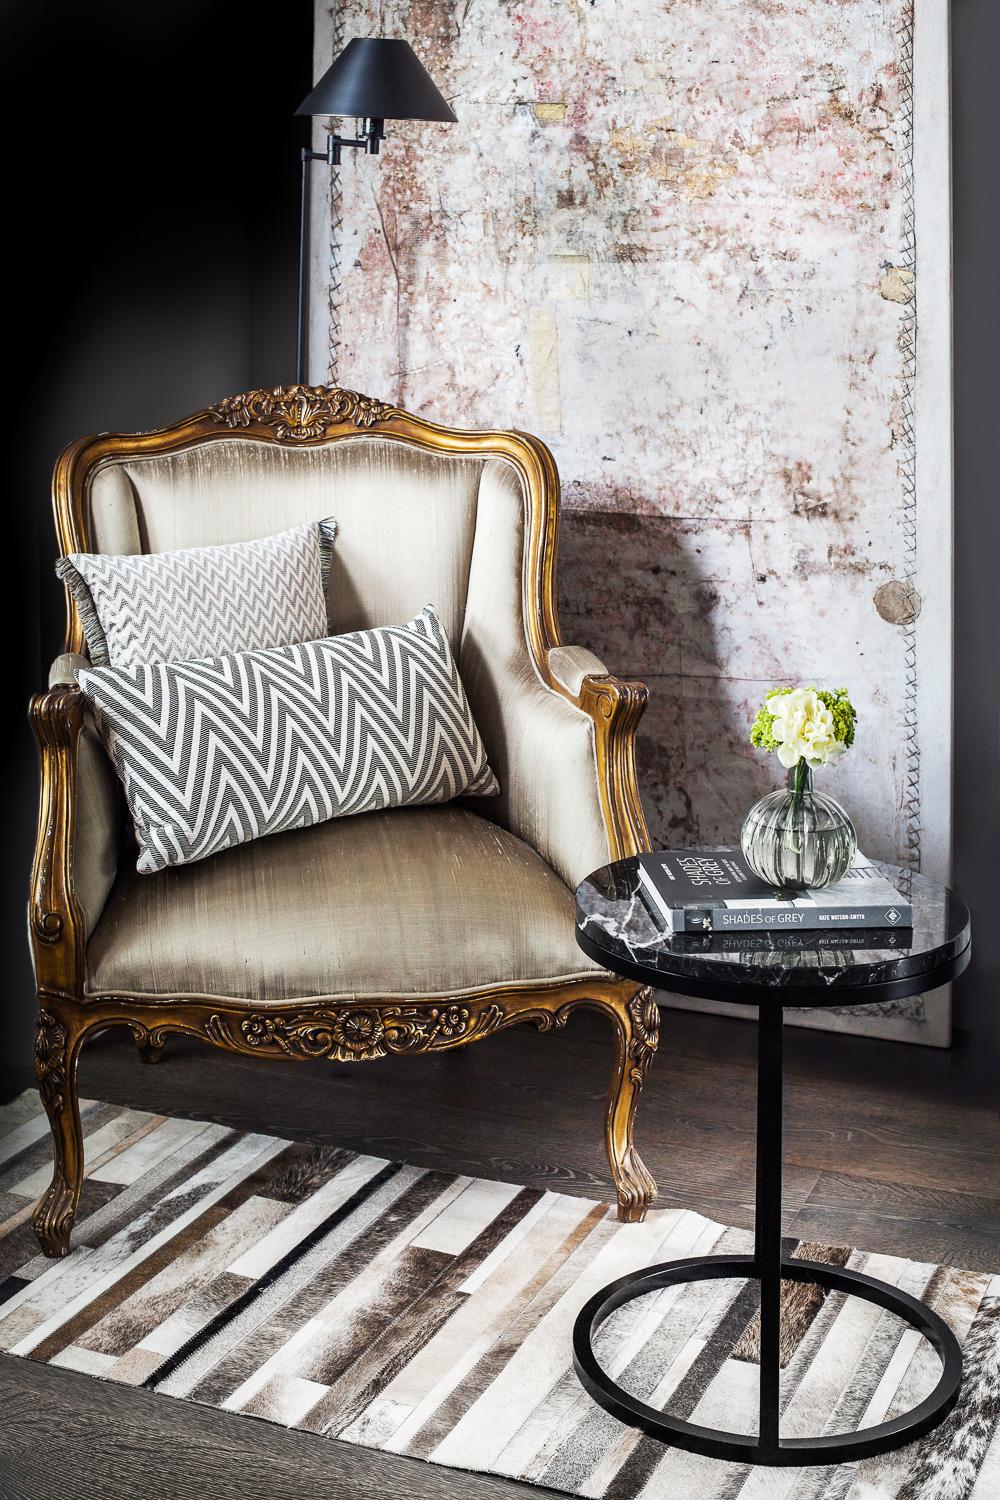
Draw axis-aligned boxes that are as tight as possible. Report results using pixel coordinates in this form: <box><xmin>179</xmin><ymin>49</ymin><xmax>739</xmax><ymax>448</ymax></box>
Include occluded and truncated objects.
<box><xmin>86</xmin><ymin>806</ymin><xmax>599</xmax><ymax>1002</ymax></box>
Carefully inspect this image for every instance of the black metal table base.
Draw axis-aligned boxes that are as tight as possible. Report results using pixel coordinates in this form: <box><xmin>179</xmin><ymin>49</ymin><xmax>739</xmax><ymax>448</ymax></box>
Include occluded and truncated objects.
<box><xmin>572</xmin><ymin>1003</ymin><xmax>963</xmax><ymax>1467</ymax></box>
<box><xmin>573</xmin><ymin>1253</ymin><xmax>963</xmax><ymax>1467</ymax></box>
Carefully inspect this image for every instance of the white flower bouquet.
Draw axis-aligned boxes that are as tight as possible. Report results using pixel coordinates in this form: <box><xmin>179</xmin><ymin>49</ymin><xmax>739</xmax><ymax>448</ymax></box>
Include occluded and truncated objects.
<box><xmin>751</xmin><ymin>686</ymin><xmax>857</xmax><ymax>777</ymax></box>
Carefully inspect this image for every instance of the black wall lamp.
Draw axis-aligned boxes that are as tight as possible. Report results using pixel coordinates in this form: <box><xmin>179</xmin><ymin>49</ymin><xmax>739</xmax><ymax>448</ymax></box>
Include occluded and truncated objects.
<box><xmin>294</xmin><ymin>37</ymin><xmax>457</xmax><ymax>383</ymax></box>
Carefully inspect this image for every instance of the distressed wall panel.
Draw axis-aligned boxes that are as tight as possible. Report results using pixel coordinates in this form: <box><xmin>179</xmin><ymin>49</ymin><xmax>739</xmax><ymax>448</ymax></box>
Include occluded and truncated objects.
<box><xmin>310</xmin><ymin>0</ymin><xmax>952</xmax><ymax>1044</ymax></box>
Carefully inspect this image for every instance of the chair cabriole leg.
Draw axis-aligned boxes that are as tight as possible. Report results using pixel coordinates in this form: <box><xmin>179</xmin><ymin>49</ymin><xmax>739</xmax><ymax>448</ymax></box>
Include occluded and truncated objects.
<box><xmin>31</xmin><ymin>1007</ymin><xmax>85</xmax><ymax>1258</ymax></box>
<box><xmin>605</xmin><ymin>986</ymin><xmax>658</xmax><ymax>1222</ymax></box>
<box><xmin>134</xmin><ymin>1034</ymin><xmax>164</xmax><ymax>1064</ymax></box>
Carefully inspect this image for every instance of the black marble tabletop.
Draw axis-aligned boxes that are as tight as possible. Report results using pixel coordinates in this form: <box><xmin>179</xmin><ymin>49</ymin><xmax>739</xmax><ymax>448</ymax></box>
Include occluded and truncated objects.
<box><xmin>575</xmin><ymin>857</ymin><xmax>972</xmax><ymax>1008</ymax></box>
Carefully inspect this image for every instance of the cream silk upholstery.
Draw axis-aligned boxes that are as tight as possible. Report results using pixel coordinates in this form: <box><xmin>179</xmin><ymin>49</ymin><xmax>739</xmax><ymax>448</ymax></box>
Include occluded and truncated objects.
<box><xmin>88</xmin><ymin>438</ymin><xmax>484</xmax><ymax>649</ymax></box>
<box><xmin>459</xmin><ymin>460</ymin><xmax>610</xmax><ymax>890</ymax></box>
<box><xmin>70</xmin><ymin>435</ymin><xmax>613</xmax><ymax>1000</ymax></box>
<box><xmin>87</xmin><ymin>807</ymin><xmax>597</xmax><ymax>1002</ymax></box>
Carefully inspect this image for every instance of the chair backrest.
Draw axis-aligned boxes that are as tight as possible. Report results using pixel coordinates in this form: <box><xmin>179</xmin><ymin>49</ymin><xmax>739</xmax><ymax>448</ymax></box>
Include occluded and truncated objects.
<box><xmin>55</xmin><ymin>384</ymin><xmax>562</xmax><ymax>662</ymax></box>
<box><xmin>54</xmin><ymin>386</ymin><xmax>567</xmax><ymax>839</ymax></box>
<box><xmin>86</xmin><ymin>433</ymin><xmax>485</xmax><ymax>649</ymax></box>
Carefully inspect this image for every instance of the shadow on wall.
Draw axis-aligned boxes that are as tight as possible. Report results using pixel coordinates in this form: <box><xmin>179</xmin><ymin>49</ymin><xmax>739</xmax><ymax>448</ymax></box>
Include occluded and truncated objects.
<box><xmin>558</xmin><ymin>510</ymin><xmax>779</xmax><ymax>848</ymax></box>
<box><xmin>558</xmin><ymin>511</ymin><xmax>927</xmax><ymax>865</ymax></box>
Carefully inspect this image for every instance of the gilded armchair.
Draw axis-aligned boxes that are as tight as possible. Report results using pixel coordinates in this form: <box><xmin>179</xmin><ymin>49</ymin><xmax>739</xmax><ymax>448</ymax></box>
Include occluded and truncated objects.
<box><xmin>28</xmin><ymin>385</ymin><xmax>658</xmax><ymax>1258</ymax></box>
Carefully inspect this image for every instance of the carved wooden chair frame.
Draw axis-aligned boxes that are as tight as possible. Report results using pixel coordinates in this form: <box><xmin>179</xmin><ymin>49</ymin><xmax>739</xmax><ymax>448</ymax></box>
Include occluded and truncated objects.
<box><xmin>28</xmin><ymin>384</ymin><xmax>658</xmax><ymax>1258</ymax></box>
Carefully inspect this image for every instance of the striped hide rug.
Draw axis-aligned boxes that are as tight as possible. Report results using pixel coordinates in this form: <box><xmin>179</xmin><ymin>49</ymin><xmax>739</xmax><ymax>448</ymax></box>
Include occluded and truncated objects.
<box><xmin>0</xmin><ymin>1092</ymin><xmax>997</xmax><ymax>1498</ymax></box>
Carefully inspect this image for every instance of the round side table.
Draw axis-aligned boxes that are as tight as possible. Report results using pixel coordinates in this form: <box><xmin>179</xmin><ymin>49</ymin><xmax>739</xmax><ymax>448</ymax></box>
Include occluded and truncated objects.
<box><xmin>572</xmin><ymin>858</ymin><xmax>972</xmax><ymax>1468</ymax></box>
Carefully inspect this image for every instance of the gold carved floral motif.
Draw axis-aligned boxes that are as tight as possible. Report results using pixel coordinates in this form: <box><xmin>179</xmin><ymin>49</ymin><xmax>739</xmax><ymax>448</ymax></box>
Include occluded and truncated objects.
<box><xmin>209</xmin><ymin>384</ymin><xmax>395</xmax><ymax>440</ymax></box>
<box><xmin>206</xmin><ymin>1002</ymin><xmax>507</xmax><ymax>1061</ymax></box>
<box><xmin>33</xmin><ymin>1010</ymin><xmax>68</xmax><ymax>1114</ymax></box>
<box><xmin>626</xmin><ymin>988</ymin><xmax>660</xmax><ymax>1083</ymax></box>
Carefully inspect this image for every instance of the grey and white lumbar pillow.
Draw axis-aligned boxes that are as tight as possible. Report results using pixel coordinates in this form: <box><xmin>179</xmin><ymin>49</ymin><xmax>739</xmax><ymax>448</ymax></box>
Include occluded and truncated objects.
<box><xmin>57</xmin><ymin>518</ymin><xmax>337</xmax><ymax>669</ymax></box>
<box><xmin>74</xmin><ymin>605</ymin><xmax>499</xmax><ymax>873</ymax></box>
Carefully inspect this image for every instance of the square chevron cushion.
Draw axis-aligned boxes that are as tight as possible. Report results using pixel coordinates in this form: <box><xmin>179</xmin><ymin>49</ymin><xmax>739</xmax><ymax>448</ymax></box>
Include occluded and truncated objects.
<box><xmin>74</xmin><ymin>605</ymin><xmax>499</xmax><ymax>874</ymax></box>
<box><xmin>57</xmin><ymin>518</ymin><xmax>337</xmax><ymax>669</ymax></box>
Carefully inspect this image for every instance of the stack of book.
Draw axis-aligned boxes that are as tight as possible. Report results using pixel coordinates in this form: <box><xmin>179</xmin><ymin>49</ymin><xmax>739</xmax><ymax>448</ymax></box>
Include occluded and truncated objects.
<box><xmin>637</xmin><ymin>848</ymin><xmax>912</xmax><ymax>943</ymax></box>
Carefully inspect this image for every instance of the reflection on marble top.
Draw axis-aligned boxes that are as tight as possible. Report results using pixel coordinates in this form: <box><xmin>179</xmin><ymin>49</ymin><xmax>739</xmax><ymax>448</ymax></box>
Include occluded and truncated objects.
<box><xmin>575</xmin><ymin>857</ymin><xmax>971</xmax><ymax>996</ymax></box>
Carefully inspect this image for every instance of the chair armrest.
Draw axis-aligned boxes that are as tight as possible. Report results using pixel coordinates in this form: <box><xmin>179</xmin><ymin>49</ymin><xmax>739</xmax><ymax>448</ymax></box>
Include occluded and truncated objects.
<box><xmin>29</xmin><ymin>674</ymin><xmax>121</xmax><ymax>995</ymax></box>
<box><xmin>545</xmin><ymin>648</ymin><xmax>651</xmax><ymax>868</ymax></box>
<box><xmin>547</xmin><ymin>645</ymin><xmax>609</xmax><ymax>699</ymax></box>
<box><xmin>460</xmin><ymin>455</ymin><xmax>650</xmax><ymax>890</ymax></box>
<box><xmin>49</xmin><ymin>652</ymin><xmax>90</xmax><ymax>688</ymax></box>
<box><xmin>466</xmin><ymin>642</ymin><xmax>649</xmax><ymax>892</ymax></box>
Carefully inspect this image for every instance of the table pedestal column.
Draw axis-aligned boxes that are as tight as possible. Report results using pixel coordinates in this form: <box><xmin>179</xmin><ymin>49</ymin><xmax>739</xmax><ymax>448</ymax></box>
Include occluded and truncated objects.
<box><xmin>754</xmin><ymin>1003</ymin><xmax>783</xmax><ymax>1457</ymax></box>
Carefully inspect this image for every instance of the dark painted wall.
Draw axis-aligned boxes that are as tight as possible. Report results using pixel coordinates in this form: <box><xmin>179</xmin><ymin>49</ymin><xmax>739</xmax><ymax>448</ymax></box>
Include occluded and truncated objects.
<box><xmin>2</xmin><ymin>1</ymin><xmax>996</xmax><ymax>1096</ymax></box>
<box><xmin>2</xmin><ymin>0</ymin><xmax>313</xmax><ymax>1092</ymax></box>
<box><xmin>952</xmin><ymin>0</ymin><xmax>1000</xmax><ymax>1085</ymax></box>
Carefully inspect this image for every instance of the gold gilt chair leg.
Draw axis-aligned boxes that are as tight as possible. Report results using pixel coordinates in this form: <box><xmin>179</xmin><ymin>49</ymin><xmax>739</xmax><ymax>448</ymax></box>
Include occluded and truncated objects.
<box><xmin>31</xmin><ymin>1006</ymin><xmax>86</xmax><ymax>1258</ymax></box>
<box><xmin>604</xmin><ymin>987</ymin><xmax>659</xmax><ymax>1222</ymax></box>
<box><xmin>132</xmin><ymin>1031</ymin><xmax>164</xmax><ymax>1065</ymax></box>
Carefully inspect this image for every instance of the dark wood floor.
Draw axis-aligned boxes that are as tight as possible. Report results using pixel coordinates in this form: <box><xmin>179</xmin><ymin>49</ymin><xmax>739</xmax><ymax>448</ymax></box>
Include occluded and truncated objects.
<box><xmin>1</xmin><ymin>1009</ymin><xmax>997</xmax><ymax>1500</ymax></box>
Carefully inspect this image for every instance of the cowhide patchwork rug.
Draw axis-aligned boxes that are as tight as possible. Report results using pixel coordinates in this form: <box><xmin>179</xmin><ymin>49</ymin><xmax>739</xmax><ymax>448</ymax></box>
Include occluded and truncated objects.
<box><xmin>1</xmin><ymin>1091</ymin><xmax>997</xmax><ymax>1499</ymax></box>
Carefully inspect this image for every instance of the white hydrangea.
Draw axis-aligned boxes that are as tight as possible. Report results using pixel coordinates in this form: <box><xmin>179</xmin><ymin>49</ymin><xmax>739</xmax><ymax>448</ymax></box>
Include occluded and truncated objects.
<box><xmin>769</xmin><ymin>688</ymin><xmax>847</xmax><ymax>770</ymax></box>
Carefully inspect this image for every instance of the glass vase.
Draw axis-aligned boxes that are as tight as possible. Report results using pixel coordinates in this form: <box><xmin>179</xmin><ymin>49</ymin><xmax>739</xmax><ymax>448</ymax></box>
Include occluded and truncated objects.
<box><xmin>740</xmin><ymin>761</ymin><xmax>857</xmax><ymax>891</ymax></box>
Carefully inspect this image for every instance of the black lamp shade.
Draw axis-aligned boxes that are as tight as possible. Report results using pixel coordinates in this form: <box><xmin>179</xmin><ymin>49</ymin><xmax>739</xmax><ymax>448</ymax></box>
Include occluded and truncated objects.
<box><xmin>296</xmin><ymin>38</ymin><xmax>457</xmax><ymax>123</ymax></box>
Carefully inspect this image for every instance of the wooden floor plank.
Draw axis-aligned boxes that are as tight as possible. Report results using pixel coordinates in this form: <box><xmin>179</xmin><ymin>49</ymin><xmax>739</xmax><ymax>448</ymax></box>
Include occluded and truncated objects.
<box><xmin>0</xmin><ymin>1353</ymin><xmax>548</xmax><ymax>1500</ymax></box>
<box><xmin>787</xmin><ymin>1168</ymin><xmax>1000</xmax><ymax>1271</ymax></box>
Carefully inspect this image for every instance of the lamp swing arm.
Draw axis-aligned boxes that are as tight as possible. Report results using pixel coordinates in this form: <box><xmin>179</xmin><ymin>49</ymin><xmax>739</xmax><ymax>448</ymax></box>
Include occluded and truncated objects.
<box><xmin>304</xmin><ymin>116</ymin><xmax>386</xmax><ymax>167</ymax></box>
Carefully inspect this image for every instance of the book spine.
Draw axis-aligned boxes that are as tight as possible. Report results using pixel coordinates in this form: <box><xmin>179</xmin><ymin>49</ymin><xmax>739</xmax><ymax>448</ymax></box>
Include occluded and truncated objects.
<box><xmin>644</xmin><ymin>895</ymin><xmax>686</xmax><ymax>932</ymax></box>
<box><xmin>708</xmin><ymin>935</ymin><xmax>907</xmax><ymax>954</ymax></box>
<box><xmin>703</xmin><ymin>905</ymin><xmax>913</xmax><ymax>932</ymax></box>
<box><xmin>636</xmin><ymin>869</ymin><xmax>686</xmax><ymax>930</ymax></box>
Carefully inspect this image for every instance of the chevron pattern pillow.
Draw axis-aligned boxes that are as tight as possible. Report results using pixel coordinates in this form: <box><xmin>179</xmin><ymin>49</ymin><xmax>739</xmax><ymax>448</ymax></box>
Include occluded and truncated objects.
<box><xmin>57</xmin><ymin>518</ymin><xmax>337</xmax><ymax>669</ymax></box>
<box><xmin>74</xmin><ymin>605</ymin><xmax>499</xmax><ymax>874</ymax></box>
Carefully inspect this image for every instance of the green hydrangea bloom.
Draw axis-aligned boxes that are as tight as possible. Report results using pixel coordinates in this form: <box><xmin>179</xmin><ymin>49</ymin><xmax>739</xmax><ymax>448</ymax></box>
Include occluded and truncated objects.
<box><xmin>750</xmin><ymin>704</ymin><xmax>780</xmax><ymax>751</ymax></box>
<box><xmin>816</xmin><ymin>687</ymin><xmax>857</xmax><ymax>748</ymax></box>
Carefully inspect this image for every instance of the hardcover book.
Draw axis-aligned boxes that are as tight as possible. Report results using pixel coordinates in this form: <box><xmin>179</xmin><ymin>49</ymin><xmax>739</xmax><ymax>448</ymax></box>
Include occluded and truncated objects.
<box><xmin>636</xmin><ymin>848</ymin><xmax>912</xmax><ymax>933</ymax></box>
<box><xmin>670</xmin><ymin>928</ymin><xmax>914</xmax><ymax>955</ymax></box>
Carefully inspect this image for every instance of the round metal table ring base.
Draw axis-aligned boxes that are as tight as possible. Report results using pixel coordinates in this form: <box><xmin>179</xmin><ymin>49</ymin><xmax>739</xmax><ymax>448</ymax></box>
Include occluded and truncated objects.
<box><xmin>573</xmin><ymin>1254</ymin><xmax>963</xmax><ymax>1468</ymax></box>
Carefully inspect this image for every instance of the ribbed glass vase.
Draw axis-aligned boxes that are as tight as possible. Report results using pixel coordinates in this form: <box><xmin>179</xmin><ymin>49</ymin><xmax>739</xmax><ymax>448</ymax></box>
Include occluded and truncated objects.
<box><xmin>740</xmin><ymin>761</ymin><xmax>857</xmax><ymax>891</ymax></box>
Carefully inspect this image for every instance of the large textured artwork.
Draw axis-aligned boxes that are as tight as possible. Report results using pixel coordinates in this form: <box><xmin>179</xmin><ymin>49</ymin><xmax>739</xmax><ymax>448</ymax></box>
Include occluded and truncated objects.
<box><xmin>309</xmin><ymin>0</ymin><xmax>952</xmax><ymax>1043</ymax></box>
